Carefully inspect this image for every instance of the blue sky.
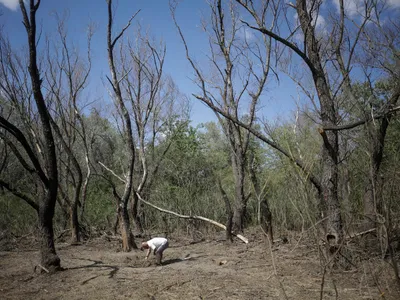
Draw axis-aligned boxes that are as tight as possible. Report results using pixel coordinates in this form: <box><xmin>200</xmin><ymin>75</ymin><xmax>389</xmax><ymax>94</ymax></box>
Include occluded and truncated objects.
<box><xmin>0</xmin><ymin>0</ymin><xmax>301</xmax><ymax>126</ymax></box>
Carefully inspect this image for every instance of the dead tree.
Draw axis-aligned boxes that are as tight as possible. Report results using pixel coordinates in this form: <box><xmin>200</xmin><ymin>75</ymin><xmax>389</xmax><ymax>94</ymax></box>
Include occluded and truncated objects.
<box><xmin>172</xmin><ymin>0</ymin><xmax>272</xmax><ymax>233</ymax></box>
<box><xmin>119</xmin><ymin>29</ymin><xmax>184</xmax><ymax>235</ymax></box>
<box><xmin>0</xmin><ymin>0</ymin><xmax>61</xmax><ymax>272</ymax></box>
<box><xmin>104</xmin><ymin>0</ymin><xmax>140</xmax><ymax>251</ymax></box>
<box><xmin>45</xmin><ymin>15</ymin><xmax>94</xmax><ymax>243</ymax></box>
<box><xmin>357</xmin><ymin>14</ymin><xmax>400</xmax><ymax>233</ymax></box>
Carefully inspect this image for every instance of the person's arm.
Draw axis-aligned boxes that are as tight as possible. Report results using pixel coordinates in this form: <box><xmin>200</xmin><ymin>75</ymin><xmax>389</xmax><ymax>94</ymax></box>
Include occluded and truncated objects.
<box><xmin>145</xmin><ymin>248</ymin><xmax>151</xmax><ymax>260</ymax></box>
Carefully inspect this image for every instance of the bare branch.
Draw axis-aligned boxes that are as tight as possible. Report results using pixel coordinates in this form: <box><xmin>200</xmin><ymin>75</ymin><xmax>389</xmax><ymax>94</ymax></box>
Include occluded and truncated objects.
<box><xmin>0</xmin><ymin>179</ymin><xmax>39</xmax><ymax>211</ymax></box>
<box><xmin>136</xmin><ymin>192</ymin><xmax>249</xmax><ymax>244</ymax></box>
<box><xmin>98</xmin><ymin>161</ymin><xmax>126</xmax><ymax>184</ymax></box>
<box><xmin>0</xmin><ymin>116</ymin><xmax>48</xmax><ymax>185</ymax></box>
<box><xmin>193</xmin><ymin>94</ymin><xmax>322</xmax><ymax>194</ymax></box>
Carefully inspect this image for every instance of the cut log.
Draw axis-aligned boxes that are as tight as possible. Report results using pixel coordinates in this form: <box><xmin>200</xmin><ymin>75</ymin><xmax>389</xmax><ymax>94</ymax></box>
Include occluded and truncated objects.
<box><xmin>136</xmin><ymin>193</ymin><xmax>249</xmax><ymax>244</ymax></box>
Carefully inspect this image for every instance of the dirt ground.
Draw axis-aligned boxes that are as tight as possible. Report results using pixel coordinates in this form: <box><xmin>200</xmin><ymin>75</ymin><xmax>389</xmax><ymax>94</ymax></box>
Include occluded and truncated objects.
<box><xmin>1</xmin><ymin>230</ymin><xmax>399</xmax><ymax>300</ymax></box>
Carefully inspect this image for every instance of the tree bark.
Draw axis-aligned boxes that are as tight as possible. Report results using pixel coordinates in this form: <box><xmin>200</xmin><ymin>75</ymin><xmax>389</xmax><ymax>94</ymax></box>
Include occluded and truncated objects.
<box><xmin>118</xmin><ymin>206</ymin><xmax>135</xmax><ymax>251</ymax></box>
<box><xmin>232</xmin><ymin>153</ymin><xmax>247</xmax><ymax>233</ymax></box>
<box><xmin>131</xmin><ymin>192</ymin><xmax>144</xmax><ymax>235</ymax></box>
<box><xmin>218</xmin><ymin>180</ymin><xmax>233</xmax><ymax>242</ymax></box>
<box><xmin>70</xmin><ymin>202</ymin><xmax>80</xmax><ymax>244</ymax></box>
<box><xmin>38</xmin><ymin>196</ymin><xmax>61</xmax><ymax>272</ymax></box>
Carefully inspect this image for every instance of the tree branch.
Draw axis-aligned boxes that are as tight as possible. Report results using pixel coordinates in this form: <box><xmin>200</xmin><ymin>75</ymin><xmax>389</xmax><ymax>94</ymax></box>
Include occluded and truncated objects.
<box><xmin>0</xmin><ymin>179</ymin><xmax>39</xmax><ymax>211</ymax></box>
<box><xmin>323</xmin><ymin>105</ymin><xmax>400</xmax><ymax>131</ymax></box>
<box><xmin>98</xmin><ymin>161</ymin><xmax>126</xmax><ymax>183</ymax></box>
<box><xmin>193</xmin><ymin>94</ymin><xmax>322</xmax><ymax>194</ymax></box>
<box><xmin>136</xmin><ymin>193</ymin><xmax>249</xmax><ymax>244</ymax></box>
<box><xmin>0</xmin><ymin>116</ymin><xmax>48</xmax><ymax>185</ymax></box>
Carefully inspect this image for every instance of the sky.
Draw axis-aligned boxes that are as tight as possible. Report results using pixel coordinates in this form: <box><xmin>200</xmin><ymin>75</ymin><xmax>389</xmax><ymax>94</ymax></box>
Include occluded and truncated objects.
<box><xmin>1</xmin><ymin>0</ymin><xmax>399</xmax><ymax>127</ymax></box>
<box><xmin>0</xmin><ymin>0</ymin><xmax>302</xmax><ymax>126</ymax></box>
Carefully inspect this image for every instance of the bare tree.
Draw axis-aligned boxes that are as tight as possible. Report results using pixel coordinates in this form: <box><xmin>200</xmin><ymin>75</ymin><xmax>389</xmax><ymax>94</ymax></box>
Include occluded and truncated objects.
<box><xmin>45</xmin><ymin>13</ymin><xmax>94</xmax><ymax>243</ymax></box>
<box><xmin>0</xmin><ymin>0</ymin><xmax>61</xmax><ymax>271</ymax></box>
<box><xmin>104</xmin><ymin>0</ymin><xmax>140</xmax><ymax>251</ymax></box>
<box><xmin>357</xmin><ymin>12</ymin><xmax>400</xmax><ymax>233</ymax></box>
<box><xmin>119</xmin><ymin>29</ymin><xmax>179</xmax><ymax>235</ymax></box>
<box><xmin>231</xmin><ymin>0</ymin><xmax>400</xmax><ymax>253</ymax></box>
<box><xmin>172</xmin><ymin>0</ymin><xmax>273</xmax><ymax>233</ymax></box>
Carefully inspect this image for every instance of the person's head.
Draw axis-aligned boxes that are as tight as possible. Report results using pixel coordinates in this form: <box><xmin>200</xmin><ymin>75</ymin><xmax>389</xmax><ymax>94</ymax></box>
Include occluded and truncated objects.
<box><xmin>140</xmin><ymin>241</ymin><xmax>149</xmax><ymax>251</ymax></box>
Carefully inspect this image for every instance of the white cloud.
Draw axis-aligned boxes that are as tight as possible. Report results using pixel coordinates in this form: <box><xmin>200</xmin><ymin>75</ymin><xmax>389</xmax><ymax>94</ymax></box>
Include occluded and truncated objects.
<box><xmin>332</xmin><ymin>0</ymin><xmax>400</xmax><ymax>17</ymax></box>
<box><xmin>237</xmin><ymin>26</ymin><xmax>255</xmax><ymax>42</ymax></box>
<box><xmin>314</xmin><ymin>14</ymin><xmax>326</xmax><ymax>29</ymax></box>
<box><xmin>388</xmin><ymin>0</ymin><xmax>400</xmax><ymax>7</ymax></box>
<box><xmin>0</xmin><ymin>0</ymin><xmax>19</xmax><ymax>11</ymax></box>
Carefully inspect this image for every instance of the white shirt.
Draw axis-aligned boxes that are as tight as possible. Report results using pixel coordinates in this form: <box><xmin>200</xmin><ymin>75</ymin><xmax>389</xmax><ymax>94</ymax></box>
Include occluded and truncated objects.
<box><xmin>147</xmin><ymin>237</ymin><xmax>168</xmax><ymax>250</ymax></box>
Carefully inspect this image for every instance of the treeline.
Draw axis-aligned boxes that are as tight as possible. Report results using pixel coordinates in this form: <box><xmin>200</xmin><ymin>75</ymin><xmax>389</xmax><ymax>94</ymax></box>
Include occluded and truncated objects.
<box><xmin>1</xmin><ymin>0</ymin><xmax>400</xmax><ymax>273</ymax></box>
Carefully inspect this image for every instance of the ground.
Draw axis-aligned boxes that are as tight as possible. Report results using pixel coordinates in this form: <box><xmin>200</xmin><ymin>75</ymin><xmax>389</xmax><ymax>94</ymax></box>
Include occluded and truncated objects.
<box><xmin>0</xmin><ymin>230</ymin><xmax>399</xmax><ymax>300</ymax></box>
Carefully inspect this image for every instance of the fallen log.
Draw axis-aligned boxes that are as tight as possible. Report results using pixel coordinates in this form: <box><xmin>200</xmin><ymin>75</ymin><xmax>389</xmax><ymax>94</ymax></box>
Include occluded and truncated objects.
<box><xmin>136</xmin><ymin>193</ymin><xmax>249</xmax><ymax>244</ymax></box>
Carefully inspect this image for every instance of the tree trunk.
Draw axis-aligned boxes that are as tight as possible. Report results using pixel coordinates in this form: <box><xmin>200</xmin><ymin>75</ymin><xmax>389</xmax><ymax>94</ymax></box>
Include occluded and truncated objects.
<box><xmin>218</xmin><ymin>180</ymin><xmax>233</xmax><ymax>243</ymax></box>
<box><xmin>320</xmin><ymin>129</ymin><xmax>342</xmax><ymax>249</ymax></box>
<box><xmin>19</xmin><ymin>0</ymin><xmax>61</xmax><ymax>271</ymax></box>
<box><xmin>260</xmin><ymin>199</ymin><xmax>273</xmax><ymax>243</ymax></box>
<box><xmin>232</xmin><ymin>205</ymin><xmax>246</xmax><ymax>233</ymax></box>
<box><xmin>363</xmin><ymin>112</ymin><xmax>391</xmax><ymax>231</ymax></box>
<box><xmin>38</xmin><ymin>198</ymin><xmax>61</xmax><ymax>272</ymax></box>
<box><xmin>118</xmin><ymin>206</ymin><xmax>136</xmax><ymax>251</ymax></box>
<box><xmin>362</xmin><ymin>118</ymin><xmax>388</xmax><ymax>249</ymax></box>
<box><xmin>232</xmin><ymin>152</ymin><xmax>247</xmax><ymax>233</ymax></box>
<box><xmin>295</xmin><ymin>0</ymin><xmax>343</xmax><ymax>248</ymax></box>
<box><xmin>70</xmin><ymin>202</ymin><xmax>80</xmax><ymax>244</ymax></box>
<box><xmin>131</xmin><ymin>192</ymin><xmax>144</xmax><ymax>235</ymax></box>
<box><xmin>106</xmin><ymin>0</ymin><xmax>137</xmax><ymax>252</ymax></box>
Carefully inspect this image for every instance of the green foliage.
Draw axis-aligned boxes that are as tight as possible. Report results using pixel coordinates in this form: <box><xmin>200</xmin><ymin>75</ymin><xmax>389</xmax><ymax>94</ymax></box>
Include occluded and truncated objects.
<box><xmin>149</xmin><ymin>121</ymin><xmax>225</xmax><ymax>228</ymax></box>
<box><xmin>0</xmin><ymin>194</ymin><xmax>36</xmax><ymax>235</ymax></box>
<box><xmin>84</xmin><ymin>178</ymin><xmax>116</xmax><ymax>230</ymax></box>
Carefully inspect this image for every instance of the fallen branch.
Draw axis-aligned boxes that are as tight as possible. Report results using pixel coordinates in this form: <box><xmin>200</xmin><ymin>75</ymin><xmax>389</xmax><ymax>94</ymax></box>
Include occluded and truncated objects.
<box><xmin>346</xmin><ymin>228</ymin><xmax>376</xmax><ymax>239</ymax></box>
<box><xmin>136</xmin><ymin>193</ymin><xmax>249</xmax><ymax>244</ymax></box>
<box><xmin>34</xmin><ymin>264</ymin><xmax>49</xmax><ymax>273</ymax></box>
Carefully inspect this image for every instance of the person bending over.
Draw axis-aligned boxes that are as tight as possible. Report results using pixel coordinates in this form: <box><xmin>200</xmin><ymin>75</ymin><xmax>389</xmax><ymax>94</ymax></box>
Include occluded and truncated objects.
<box><xmin>141</xmin><ymin>237</ymin><xmax>169</xmax><ymax>265</ymax></box>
